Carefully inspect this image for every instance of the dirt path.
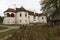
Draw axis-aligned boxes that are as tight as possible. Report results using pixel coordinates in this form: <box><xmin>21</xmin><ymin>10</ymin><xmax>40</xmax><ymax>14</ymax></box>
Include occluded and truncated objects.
<box><xmin>0</xmin><ymin>26</ymin><xmax>20</xmax><ymax>40</ymax></box>
<box><xmin>0</xmin><ymin>26</ymin><xmax>20</xmax><ymax>33</ymax></box>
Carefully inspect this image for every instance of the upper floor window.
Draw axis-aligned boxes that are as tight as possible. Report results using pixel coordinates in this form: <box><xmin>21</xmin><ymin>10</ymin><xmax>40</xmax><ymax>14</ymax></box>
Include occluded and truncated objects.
<box><xmin>11</xmin><ymin>13</ymin><xmax>14</xmax><ymax>17</ymax></box>
<box><xmin>42</xmin><ymin>17</ymin><xmax>44</xmax><ymax>19</ymax></box>
<box><xmin>7</xmin><ymin>13</ymin><xmax>10</xmax><ymax>17</ymax></box>
<box><xmin>20</xmin><ymin>13</ymin><xmax>22</xmax><ymax>17</ymax></box>
<box><xmin>25</xmin><ymin>13</ymin><xmax>27</xmax><ymax>17</ymax></box>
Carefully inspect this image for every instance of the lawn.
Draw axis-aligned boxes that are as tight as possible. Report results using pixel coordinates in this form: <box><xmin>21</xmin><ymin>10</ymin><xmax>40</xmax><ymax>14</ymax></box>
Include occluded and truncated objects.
<box><xmin>0</xmin><ymin>29</ymin><xmax>17</xmax><ymax>39</ymax></box>
<box><xmin>0</xmin><ymin>26</ymin><xmax>8</xmax><ymax>30</ymax></box>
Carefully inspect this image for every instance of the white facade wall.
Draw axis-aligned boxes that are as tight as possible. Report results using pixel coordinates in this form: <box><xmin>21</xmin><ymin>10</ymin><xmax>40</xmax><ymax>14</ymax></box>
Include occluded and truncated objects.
<box><xmin>39</xmin><ymin>16</ymin><xmax>47</xmax><ymax>23</ymax></box>
<box><xmin>3</xmin><ymin>12</ymin><xmax>15</xmax><ymax>24</ymax></box>
<box><xmin>3</xmin><ymin>17</ymin><xmax>15</xmax><ymax>24</ymax></box>
<box><xmin>28</xmin><ymin>15</ymin><xmax>34</xmax><ymax>23</ymax></box>
<box><xmin>3</xmin><ymin>12</ymin><xmax>47</xmax><ymax>24</ymax></box>
<box><xmin>16</xmin><ymin>12</ymin><xmax>29</xmax><ymax>24</ymax></box>
<box><xmin>33</xmin><ymin>16</ymin><xmax>39</xmax><ymax>23</ymax></box>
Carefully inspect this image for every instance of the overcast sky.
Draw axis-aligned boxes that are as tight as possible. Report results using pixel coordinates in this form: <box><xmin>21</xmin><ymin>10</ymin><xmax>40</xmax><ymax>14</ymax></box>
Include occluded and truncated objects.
<box><xmin>0</xmin><ymin>0</ymin><xmax>42</xmax><ymax>16</ymax></box>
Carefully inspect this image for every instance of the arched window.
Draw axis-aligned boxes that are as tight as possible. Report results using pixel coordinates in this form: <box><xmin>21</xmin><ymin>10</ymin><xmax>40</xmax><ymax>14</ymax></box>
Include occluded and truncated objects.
<box><xmin>11</xmin><ymin>13</ymin><xmax>14</xmax><ymax>17</ymax></box>
<box><xmin>25</xmin><ymin>13</ymin><xmax>27</xmax><ymax>17</ymax></box>
<box><xmin>42</xmin><ymin>17</ymin><xmax>44</xmax><ymax>19</ymax></box>
<box><xmin>7</xmin><ymin>13</ymin><xmax>10</xmax><ymax>17</ymax></box>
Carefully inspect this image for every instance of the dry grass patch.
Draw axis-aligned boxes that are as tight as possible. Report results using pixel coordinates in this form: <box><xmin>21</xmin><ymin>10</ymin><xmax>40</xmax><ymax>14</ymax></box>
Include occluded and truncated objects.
<box><xmin>5</xmin><ymin>24</ymin><xmax>60</xmax><ymax>40</ymax></box>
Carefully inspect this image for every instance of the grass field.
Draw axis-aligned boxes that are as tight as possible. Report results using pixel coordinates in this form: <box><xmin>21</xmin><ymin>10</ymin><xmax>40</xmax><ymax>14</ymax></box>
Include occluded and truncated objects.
<box><xmin>0</xmin><ymin>29</ymin><xmax>17</xmax><ymax>39</ymax></box>
<box><xmin>0</xmin><ymin>26</ymin><xmax>8</xmax><ymax>30</ymax></box>
<box><xmin>0</xmin><ymin>24</ymin><xmax>22</xmax><ymax>26</ymax></box>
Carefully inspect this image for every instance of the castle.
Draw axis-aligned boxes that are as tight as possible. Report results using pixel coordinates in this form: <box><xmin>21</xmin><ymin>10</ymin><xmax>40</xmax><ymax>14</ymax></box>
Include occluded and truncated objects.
<box><xmin>3</xmin><ymin>7</ymin><xmax>47</xmax><ymax>24</ymax></box>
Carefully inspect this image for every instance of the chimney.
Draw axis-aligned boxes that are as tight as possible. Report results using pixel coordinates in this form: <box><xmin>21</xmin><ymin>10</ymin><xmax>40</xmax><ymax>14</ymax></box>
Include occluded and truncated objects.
<box><xmin>13</xmin><ymin>4</ymin><xmax>16</xmax><ymax>10</ymax></box>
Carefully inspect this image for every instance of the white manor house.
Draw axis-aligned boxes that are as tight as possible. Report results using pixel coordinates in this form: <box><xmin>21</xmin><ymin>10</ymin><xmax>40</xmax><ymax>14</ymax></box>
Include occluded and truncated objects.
<box><xmin>3</xmin><ymin>7</ymin><xmax>47</xmax><ymax>24</ymax></box>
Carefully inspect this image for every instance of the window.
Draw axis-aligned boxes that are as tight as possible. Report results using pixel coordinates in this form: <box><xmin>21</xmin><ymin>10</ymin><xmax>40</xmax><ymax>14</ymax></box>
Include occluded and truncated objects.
<box><xmin>25</xmin><ymin>13</ymin><xmax>27</xmax><ymax>17</ymax></box>
<box><xmin>7</xmin><ymin>13</ymin><xmax>10</xmax><ymax>17</ymax></box>
<box><xmin>42</xmin><ymin>17</ymin><xmax>44</xmax><ymax>19</ymax></box>
<box><xmin>20</xmin><ymin>14</ymin><xmax>22</xmax><ymax>17</ymax></box>
<box><xmin>11</xmin><ymin>13</ymin><xmax>14</xmax><ymax>17</ymax></box>
<box><xmin>8</xmin><ymin>22</ymin><xmax>9</xmax><ymax>23</ymax></box>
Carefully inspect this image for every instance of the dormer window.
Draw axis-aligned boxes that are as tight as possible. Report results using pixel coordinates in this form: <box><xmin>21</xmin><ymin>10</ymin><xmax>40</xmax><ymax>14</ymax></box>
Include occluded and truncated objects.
<box><xmin>25</xmin><ymin>13</ymin><xmax>27</xmax><ymax>17</ymax></box>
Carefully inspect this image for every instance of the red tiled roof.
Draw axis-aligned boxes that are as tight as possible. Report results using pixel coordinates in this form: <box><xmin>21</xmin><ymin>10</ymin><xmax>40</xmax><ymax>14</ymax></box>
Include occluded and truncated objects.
<box><xmin>16</xmin><ymin>7</ymin><xmax>28</xmax><ymax>12</ymax></box>
<box><xmin>38</xmin><ymin>13</ymin><xmax>45</xmax><ymax>16</ymax></box>
<box><xmin>4</xmin><ymin>8</ymin><xmax>16</xmax><ymax>13</ymax></box>
<box><xmin>34</xmin><ymin>13</ymin><xmax>45</xmax><ymax>17</ymax></box>
<box><xmin>4</xmin><ymin>7</ymin><xmax>44</xmax><ymax>16</ymax></box>
<box><xmin>4</xmin><ymin>7</ymin><xmax>34</xmax><ymax>15</ymax></box>
<box><xmin>28</xmin><ymin>11</ymin><xmax>34</xmax><ymax>15</ymax></box>
<box><xmin>35</xmin><ymin>13</ymin><xmax>39</xmax><ymax>16</ymax></box>
<box><xmin>16</xmin><ymin>7</ymin><xmax>34</xmax><ymax>15</ymax></box>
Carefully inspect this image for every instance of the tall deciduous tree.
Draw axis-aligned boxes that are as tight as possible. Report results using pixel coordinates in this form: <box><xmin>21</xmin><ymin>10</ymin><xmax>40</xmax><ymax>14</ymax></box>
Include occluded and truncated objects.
<box><xmin>41</xmin><ymin>0</ymin><xmax>60</xmax><ymax>17</ymax></box>
<box><xmin>40</xmin><ymin>0</ymin><xmax>60</xmax><ymax>24</ymax></box>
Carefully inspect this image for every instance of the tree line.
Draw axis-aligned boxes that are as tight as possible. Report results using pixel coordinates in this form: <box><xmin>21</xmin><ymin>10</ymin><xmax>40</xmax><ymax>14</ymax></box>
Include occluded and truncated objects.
<box><xmin>0</xmin><ymin>16</ymin><xmax>4</xmax><ymax>24</ymax></box>
<box><xmin>41</xmin><ymin>0</ymin><xmax>60</xmax><ymax>24</ymax></box>
<box><xmin>41</xmin><ymin>0</ymin><xmax>60</xmax><ymax>16</ymax></box>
